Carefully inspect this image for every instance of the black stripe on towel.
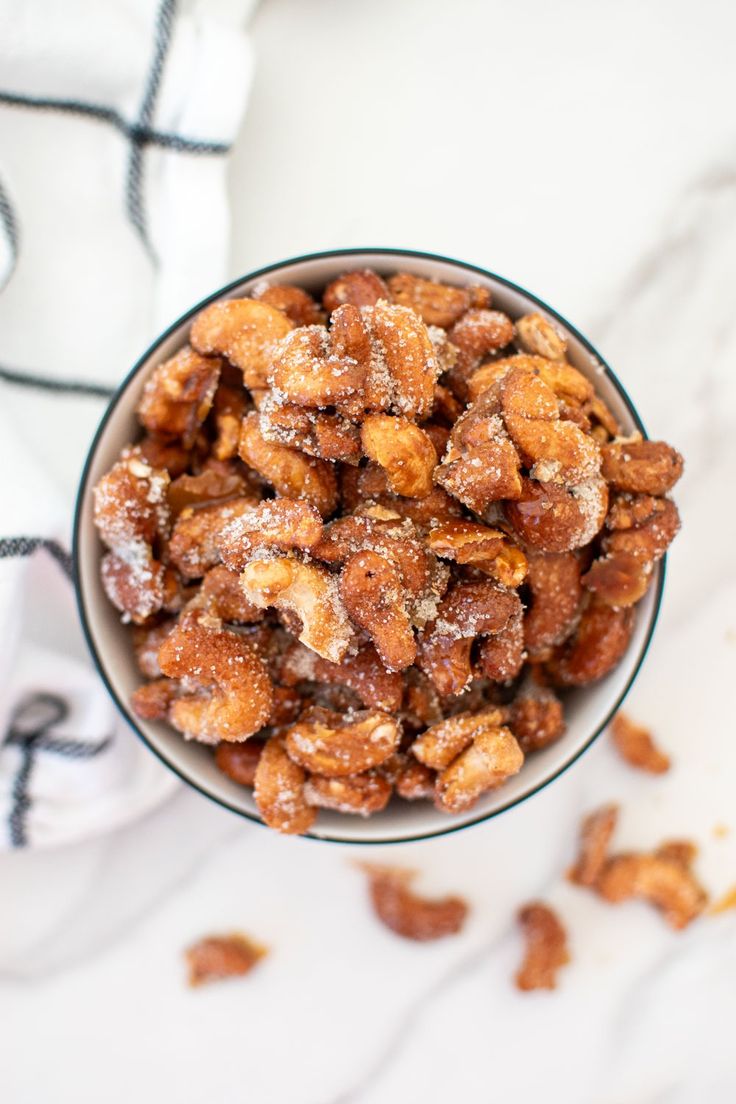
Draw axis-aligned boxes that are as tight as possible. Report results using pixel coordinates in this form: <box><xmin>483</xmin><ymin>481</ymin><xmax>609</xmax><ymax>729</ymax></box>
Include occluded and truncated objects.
<box><xmin>0</xmin><ymin>363</ymin><xmax>113</xmax><ymax>398</ymax></box>
<box><xmin>0</xmin><ymin>537</ymin><xmax>74</xmax><ymax>581</ymax></box>
<box><xmin>0</xmin><ymin>176</ymin><xmax>19</xmax><ymax>285</ymax></box>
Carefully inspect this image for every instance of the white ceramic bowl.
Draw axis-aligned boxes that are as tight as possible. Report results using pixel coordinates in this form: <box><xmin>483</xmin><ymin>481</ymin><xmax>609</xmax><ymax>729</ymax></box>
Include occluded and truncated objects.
<box><xmin>74</xmin><ymin>248</ymin><xmax>664</xmax><ymax>844</ymax></box>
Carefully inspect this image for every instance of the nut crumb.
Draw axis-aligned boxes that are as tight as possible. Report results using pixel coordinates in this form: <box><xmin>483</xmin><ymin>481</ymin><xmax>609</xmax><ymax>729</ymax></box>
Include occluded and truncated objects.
<box><xmin>610</xmin><ymin>711</ymin><xmax>670</xmax><ymax>774</ymax></box>
<box><xmin>185</xmin><ymin>932</ymin><xmax>267</xmax><ymax>987</ymax></box>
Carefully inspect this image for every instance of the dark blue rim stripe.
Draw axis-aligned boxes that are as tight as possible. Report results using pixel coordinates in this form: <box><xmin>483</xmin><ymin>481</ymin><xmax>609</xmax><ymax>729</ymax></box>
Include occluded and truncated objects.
<box><xmin>73</xmin><ymin>246</ymin><xmax>666</xmax><ymax>846</ymax></box>
<box><xmin>0</xmin><ymin>90</ymin><xmax>229</xmax><ymax>155</ymax></box>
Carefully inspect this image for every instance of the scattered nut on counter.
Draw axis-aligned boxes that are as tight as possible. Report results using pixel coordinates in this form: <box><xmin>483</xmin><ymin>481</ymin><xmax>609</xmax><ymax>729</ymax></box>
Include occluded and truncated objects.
<box><xmin>93</xmin><ymin>269</ymin><xmax>684</xmax><ymax>834</ymax></box>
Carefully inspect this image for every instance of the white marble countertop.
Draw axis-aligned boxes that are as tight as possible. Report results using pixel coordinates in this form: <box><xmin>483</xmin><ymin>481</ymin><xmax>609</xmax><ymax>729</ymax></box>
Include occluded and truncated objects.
<box><xmin>3</xmin><ymin>1</ymin><xmax>736</xmax><ymax>1101</ymax></box>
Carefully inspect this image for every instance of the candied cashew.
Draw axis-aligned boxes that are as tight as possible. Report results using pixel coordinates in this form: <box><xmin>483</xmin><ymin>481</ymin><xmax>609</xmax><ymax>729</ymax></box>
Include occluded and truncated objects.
<box><xmin>361</xmin><ymin>865</ymin><xmax>468</xmax><ymax>941</ymax></box>
<box><xmin>133</xmin><ymin>619</ymin><xmax>176</xmax><ymax>678</ymax></box>
<box><xmin>505</xmin><ymin>476</ymin><xmax>608</xmax><ymax>553</ymax></box>
<box><xmin>568</xmin><ymin>804</ymin><xmax>619</xmax><ymax>887</ymax></box>
<box><xmin>524</xmin><ymin>551</ymin><xmax>583</xmax><ymax>655</ymax></box>
<box><xmin>260</xmin><ymin>401</ymin><xmax>361</xmax><ymax>463</ymax></box>
<box><xmin>360</xmin><ymin>414</ymin><xmax>437</xmax><ymax>498</ymax></box>
<box><xmin>389</xmin><ymin>755</ymin><xmax>437</xmax><ymax>801</ymax></box>
<box><xmin>269</xmin><ymin>324</ymin><xmax>366</xmax><ymax>408</ymax></box>
<box><xmin>547</xmin><ymin>599</ymin><xmax>635</xmax><ymax>686</ymax></box>
<box><xmin>238</xmin><ymin>413</ymin><xmax>338</xmax><ymax>517</ymax></box>
<box><xmin>190</xmin><ymin>297</ymin><xmax>293</xmax><ymax>391</ymax></box>
<box><xmin>411</xmin><ymin>708</ymin><xmax>507</xmax><ymax>770</ymax></box>
<box><xmin>322</xmin><ymin>268</ymin><xmax>390</xmax><ymax>312</ymax></box>
<box><xmin>214</xmin><ymin>739</ymin><xmax>264</xmax><ymax>786</ymax></box>
<box><xmin>515</xmin><ymin>312</ymin><xmax>568</xmax><ymax>361</ymax></box>
<box><xmin>387</xmin><ymin>272</ymin><xmax>474</xmax><ymax>328</ymax></box>
<box><xmin>240</xmin><ymin>557</ymin><xmax>353</xmax><ymax>664</ymax></box>
<box><xmin>304</xmin><ymin>772</ymin><xmax>392</xmax><ymax>816</ymax></box>
<box><xmin>137</xmin><ymin>346</ymin><xmax>221</xmax><ymax>446</ymax></box>
<box><xmin>185</xmin><ymin>933</ymin><xmax>267</xmax><ymax>987</ymax></box>
<box><xmin>601</xmin><ymin>438</ymin><xmax>684</xmax><ymax>495</ymax></box>
<box><xmin>201</xmin><ymin>565</ymin><xmax>264</xmax><ymax>624</ymax></box>
<box><xmin>340</xmin><ymin>550</ymin><xmax>416</xmax><ymax>671</ymax></box>
<box><xmin>435</xmin><ymin>724</ymin><xmax>524</xmax><ymax>813</ymax></box>
<box><xmin>610</xmin><ymin>712</ymin><xmax>670</xmax><ymax>774</ymax></box>
<box><xmin>251</xmin><ymin>281</ymin><xmax>324</xmax><ymax>325</ymax></box>
<box><xmin>254</xmin><ymin>736</ymin><xmax>316</xmax><ymax>834</ymax></box>
<box><xmin>596</xmin><ymin>849</ymin><xmax>708</xmax><ymax>930</ymax></box>
<box><xmin>168</xmin><ymin>497</ymin><xmax>259</xmax><ymax>579</ymax></box>
<box><xmin>284</xmin><ymin>707</ymin><xmax>400</xmax><ymax>777</ymax></box>
<box><xmin>583</xmin><ymin>496</ymin><xmax>680</xmax><ymax>608</ymax></box>
<box><xmin>158</xmin><ymin>614</ymin><xmax>273</xmax><ymax>743</ymax></box>
<box><xmin>478</xmin><ymin>608</ymin><xmax>525</xmax><ymax>681</ymax></box>
<box><xmin>515</xmin><ymin>902</ymin><xmax>570</xmax><ymax>991</ymax></box>
<box><xmin>217</xmin><ymin>498</ymin><xmax>324</xmax><ymax>569</ymax></box>
<box><xmin>211</xmin><ymin>380</ymin><xmax>249</xmax><ymax>461</ymax></box>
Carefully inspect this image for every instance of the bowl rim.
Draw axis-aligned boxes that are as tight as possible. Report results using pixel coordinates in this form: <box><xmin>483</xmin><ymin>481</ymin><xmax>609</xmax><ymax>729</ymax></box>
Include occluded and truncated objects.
<box><xmin>73</xmin><ymin>246</ymin><xmax>665</xmax><ymax>845</ymax></box>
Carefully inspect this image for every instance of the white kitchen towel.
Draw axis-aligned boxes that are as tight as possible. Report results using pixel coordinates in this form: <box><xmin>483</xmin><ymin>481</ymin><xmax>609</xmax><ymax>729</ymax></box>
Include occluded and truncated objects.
<box><xmin>0</xmin><ymin>0</ymin><xmax>259</xmax><ymax>848</ymax></box>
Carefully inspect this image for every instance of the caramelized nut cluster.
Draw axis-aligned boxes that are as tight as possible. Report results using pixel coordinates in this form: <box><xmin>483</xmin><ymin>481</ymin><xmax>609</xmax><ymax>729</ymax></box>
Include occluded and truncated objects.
<box><xmin>93</xmin><ymin>269</ymin><xmax>684</xmax><ymax>834</ymax></box>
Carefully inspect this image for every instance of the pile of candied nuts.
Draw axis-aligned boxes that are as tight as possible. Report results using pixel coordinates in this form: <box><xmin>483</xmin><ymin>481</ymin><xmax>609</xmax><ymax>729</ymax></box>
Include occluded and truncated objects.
<box><xmin>93</xmin><ymin>269</ymin><xmax>684</xmax><ymax>834</ymax></box>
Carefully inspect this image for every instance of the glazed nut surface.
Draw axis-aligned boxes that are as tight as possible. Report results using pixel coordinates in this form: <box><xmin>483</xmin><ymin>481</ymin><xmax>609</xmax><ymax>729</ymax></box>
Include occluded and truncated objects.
<box><xmin>93</xmin><ymin>265</ymin><xmax>684</xmax><ymax>835</ymax></box>
<box><xmin>515</xmin><ymin>902</ymin><xmax>570</xmax><ymax>991</ymax></box>
<box><xmin>361</xmin><ymin>864</ymin><xmax>469</xmax><ymax>941</ymax></box>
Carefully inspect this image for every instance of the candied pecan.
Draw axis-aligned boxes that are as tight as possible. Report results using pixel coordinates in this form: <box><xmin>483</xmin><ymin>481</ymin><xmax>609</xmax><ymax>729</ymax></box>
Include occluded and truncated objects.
<box><xmin>322</xmin><ymin>268</ymin><xmax>389</xmax><ymax>312</ymax></box>
<box><xmin>131</xmin><ymin>678</ymin><xmax>177</xmax><ymax>721</ymax></box>
<box><xmin>251</xmin><ymin>281</ymin><xmax>324</xmax><ymax>325</ymax></box>
<box><xmin>254</xmin><ymin>736</ymin><xmax>316</xmax><ymax>834</ymax></box>
<box><xmin>387</xmin><ymin>272</ymin><xmax>476</xmax><ymax>328</ymax></box>
<box><xmin>200</xmin><ymin>565</ymin><xmax>264</xmax><ymax>623</ymax></box>
<box><xmin>168</xmin><ymin>497</ymin><xmax>259</xmax><ymax>579</ymax></box>
<box><xmin>505</xmin><ymin>476</ymin><xmax>608</xmax><ymax>553</ymax></box>
<box><xmin>417</xmin><ymin>580</ymin><xmax>519</xmax><ymax>696</ymax></box>
<box><xmin>596</xmin><ymin>846</ymin><xmax>708</xmax><ymax>930</ymax></box>
<box><xmin>344</xmin><ymin>464</ymin><xmax>463</xmax><ymax>528</ymax></box>
<box><xmin>435</xmin><ymin>724</ymin><xmax>524</xmax><ymax>813</ymax></box>
<box><xmin>515</xmin><ymin>312</ymin><xmax>567</xmax><ymax>361</ymax></box>
<box><xmin>361</xmin><ymin>864</ymin><xmax>468</xmax><ymax>941</ymax></box>
<box><xmin>412</xmin><ymin>708</ymin><xmax>507</xmax><ymax>770</ymax></box>
<box><xmin>509</xmin><ymin>675</ymin><xmax>565</xmax><ymax>752</ymax></box>
<box><xmin>610</xmin><ymin>712</ymin><xmax>670</xmax><ymax>774</ymax></box>
<box><xmin>238</xmin><ymin>413</ymin><xmax>338</xmax><ymax>517</ymax></box>
<box><xmin>158</xmin><ymin>614</ymin><xmax>273</xmax><ymax>743</ymax></box>
<box><xmin>167</xmin><ymin>461</ymin><xmax>248</xmax><ymax>517</ymax></box>
<box><xmin>240</xmin><ymin>557</ymin><xmax>353</xmax><ymax>664</ymax></box>
<box><xmin>185</xmin><ymin>933</ymin><xmax>266</xmax><ymax>987</ymax></box>
<box><xmin>524</xmin><ymin>550</ymin><xmax>583</xmax><ymax>655</ymax></box>
<box><xmin>304</xmin><ymin>771</ymin><xmax>392</xmax><ymax>816</ymax></box>
<box><xmin>214</xmin><ymin>739</ymin><xmax>264</xmax><ymax>786</ymax></box>
<box><xmin>137</xmin><ymin>346</ymin><xmax>221</xmax><ymax>447</ymax></box>
<box><xmin>190</xmin><ymin>297</ymin><xmax>294</xmax><ymax>391</ymax></box>
<box><xmin>515</xmin><ymin>902</ymin><xmax>570</xmax><ymax>991</ymax></box>
<box><xmin>340</xmin><ymin>549</ymin><xmax>416</xmax><ymax>671</ymax></box>
<box><xmin>601</xmin><ymin>437</ymin><xmax>684</xmax><ymax>495</ymax></box>
<box><xmin>568</xmin><ymin>804</ymin><xmax>619</xmax><ymax>887</ymax></box>
<box><xmin>284</xmin><ymin>707</ymin><xmax>400</xmax><ymax>777</ymax></box>
<box><xmin>360</xmin><ymin>414</ymin><xmax>437</xmax><ymax>498</ymax></box>
<box><xmin>547</xmin><ymin>599</ymin><xmax>635</xmax><ymax>686</ymax></box>
<box><xmin>217</xmin><ymin>498</ymin><xmax>324</xmax><ymax>570</ymax></box>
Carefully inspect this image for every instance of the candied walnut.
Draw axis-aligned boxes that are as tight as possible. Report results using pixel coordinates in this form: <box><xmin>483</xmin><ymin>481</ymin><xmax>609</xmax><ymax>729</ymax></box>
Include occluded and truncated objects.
<box><xmin>260</xmin><ymin>400</ymin><xmax>361</xmax><ymax>463</ymax></box>
<box><xmin>361</xmin><ymin>865</ymin><xmax>468</xmax><ymax>941</ymax></box>
<box><xmin>137</xmin><ymin>346</ymin><xmax>221</xmax><ymax>447</ymax></box>
<box><xmin>238</xmin><ymin>413</ymin><xmax>337</xmax><ymax>517</ymax></box>
<box><xmin>478</xmin><ymin>608</ymin><xmax>525</xmax><ymax>681</ymax></box>
<box><xmin>214</xmin><ymin>739</ymin><xmax>264</xmax><ymax>786</ymax></box>
<box><xmin>412</xmin><ymin>708</ymin><xmax>507</xmax><ymax>770</ymax></box>
<box><xmin>610</xmin><ymin>712</ymin><xmax>670</xmax><ymax>774</ymax></box>
<box><xmin>515</xmin><ymin>902</ymin><xmax>570</xmax><ymax>991</ymax></box>
<box><xmin>280</xmin><ymin>641</ymin><xmax>404</xmax><ymax>713</ymax></box>
<box><xmin>509</xmin><ymin>675</ymin><xmax>565</xmax><ymax>752</ymax></box>
<box><xmin>596</xmin><ymin>845</ymin><xmax>708</xmax><ymax>930</ymax></box>
<box><xmin>254</xmin><ymin>736</ymin><xmax>316</xmax><ymax>834</ymax></box>
<box><xmin>185</xmin><ymin>932</ymin><xmax>266</xmax><ymax>987</ymax></box>
<box><xmin>505</xmin><ymin>476</ymin><xmax>608</xmax><ymax>553</ymax></box>
<box><xmin>251</xmin><ymin>281</ymin><xmax>324</xmax><ymax>325</ymax></box>
<box><xmin>360</xmin><ymin>414</ymin><xmax>437</xmax><ymax>498</ymax></box>
<box><xmin>417</xmin><ymin>580</ymin><xmax>519</xmax><ymax>696</ymax></box>
<box><xmin>547</xmin><ymin>599</ymin><xmax>635</xmax><ymax>686</ymax></box>
<box><xmin>190</xmin><ymin>297</ymin><xmax>293</xmax><ymax>391</ymax></box>
<box><xmin>524</xmin><ymin>551</ymin><xmax>583</xmax><ymax>655</ymax></box>
<box><xmin>158</xmin><ymin>614</ymin><xmax>273</xmax><ymax>743</ymax></box>
<box><xmin>168</xmin><ymin>497</ymin><xmax>259</xmax><ymax>580</ymax></box>
<box><xmin>240</xmin><ymin>556</ymin><xmax>352</xmax><ymax>664</ymax></box>
<box><xmin>387</xmin><ymin>272</ymin><xmax>476</xmax><ymax>328</ymax></box>
<box><xmin>322</xmin><ymin>268</ymin><xmax>389</xmax><ymax>312</ymax></box>
<box><xmin>304</xmin><ymin>771</ymin><xmax>392</xmax><ymax>816</ymax></box>
<box><xmin>568</xmin><ymin>803</ymin><xmax>619</xmax><ymax>887</ymax></box>
<box><xmin>133</xmin><ymin>619</ymin><xmax>176</xmax><ymax>678</ymax></box>
<box><xmin>601</xmin><ymin>438</ymin><xmax>684</xmax><ymax>495</ymax></box>
<box><xmin>217</xmin><ymin>498</ymin><xmax>324</xmax><ymax>570</ymax></box>
<box><xmin>201</xmin><ymin>565</ymin><xmax>263</xmax><ymax>623</ymax></box>
<box><xmin>167</xmin><ymin>461</ymin><xmax>248</xmax><ymax>517</ymax></box>
<box><xmin>501</xmin><ymin>365</ymin><xmax>601</xmax><ymax>484</ymax></box>
<box><xmin>340</xmin><ymin>550</ymin><xmax>416</xmax><ymax>671</ymax></box>
<box><xmin>131</xmin><ymin>678</ymin><xmax>177</xmax><ymax>721</ymax></box>
<box><xmin>435</xmin><ymin>724</ymin><xmax>524</xmax><ymax>813</ymax></box>
<box><xmin>285</xmin><ymin>707</ymin><xmax>399</xmax><ymax>777</ymax></box>
<box><xmin>515</xmin><ymin>312</ymin><xmax>567</xmax><ymax>361</ymax></box>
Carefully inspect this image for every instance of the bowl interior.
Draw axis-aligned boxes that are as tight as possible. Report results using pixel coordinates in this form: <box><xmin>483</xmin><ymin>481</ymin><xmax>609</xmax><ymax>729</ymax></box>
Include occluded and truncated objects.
<box><xmin>75</xmin><ymin>250</ymin><xmax>662</xmax><ymax>843</ymax></box>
